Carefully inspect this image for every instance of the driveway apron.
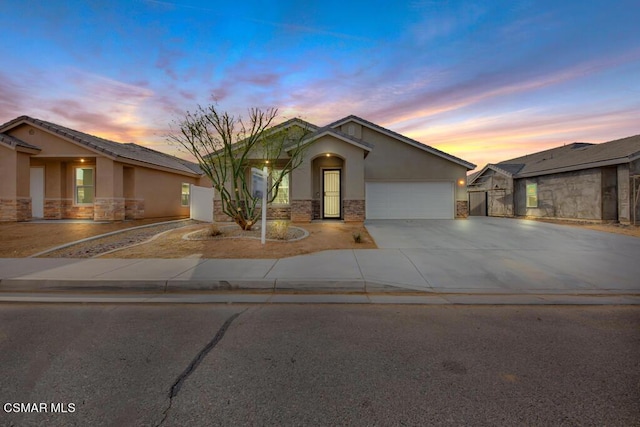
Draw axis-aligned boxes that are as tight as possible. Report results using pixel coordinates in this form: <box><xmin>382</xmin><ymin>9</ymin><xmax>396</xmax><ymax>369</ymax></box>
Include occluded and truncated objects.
<box><xmin>364</xmin><ymin>218</ymin><xmax>640</xmax><ymax>293</ymax></box>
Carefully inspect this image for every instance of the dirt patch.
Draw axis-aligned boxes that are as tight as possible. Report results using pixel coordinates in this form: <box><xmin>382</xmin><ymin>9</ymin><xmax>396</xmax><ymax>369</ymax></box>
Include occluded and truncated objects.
<box><xmin>100</xmin><ymin>222</ymin><xmax>376</xmax><ymax>259</ymax></box>
<box><xmin>532</xmin><ymin>219</ymin><xmax>640</xmax><ymax>238</ymax></box>
<box><xmin>0</xmin><ymin>217</ymin><xmax>187</xmax><ymax>257</ymax></box>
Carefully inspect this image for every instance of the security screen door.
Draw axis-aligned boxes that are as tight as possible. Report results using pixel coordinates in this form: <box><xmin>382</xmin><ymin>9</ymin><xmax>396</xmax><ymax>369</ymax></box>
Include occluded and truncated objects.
<box><xmin>323</xmin><ymin>170</ymin><xmax>340</xmax><ymax>218</ymax></box>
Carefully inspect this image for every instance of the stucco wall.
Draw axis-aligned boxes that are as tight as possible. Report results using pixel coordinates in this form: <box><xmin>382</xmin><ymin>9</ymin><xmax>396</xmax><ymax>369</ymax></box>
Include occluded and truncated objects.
<box><xmin>293</xmin><ymin>135</ymin><xmax>365</xmax><ymax>200</ymax></box>
<box><xmin>358</xmin><ymin>126</ymin><xmax>468</xmax><ymax>201</ymax></box>
<box><xmin>468</xmin><ymin>169</ymin><xmax>515</xmax><ymax>217</ymax></box>
<box><xmin>0</xmin><ymin>146</ymin><xmax>17</xmax><ymax>198</ymax></box>
<box><xmin>514</xmin><ymin>168</ymin><xmax>602</xmax><ymax>219</ymax></box>
<box><xmin>9</xmin><ymin>124</ymin><xmax>95</xmax><ymax>157</ymax></box>
<box><xmin>133</xmin><ymin>166</ymin><xmax>196</xmax><ymax>218</ymax></box>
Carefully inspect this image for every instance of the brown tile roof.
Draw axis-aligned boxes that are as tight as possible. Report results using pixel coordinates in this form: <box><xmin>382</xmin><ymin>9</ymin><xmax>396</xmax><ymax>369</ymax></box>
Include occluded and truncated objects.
<box><xmin>0</xmin><ymin>116</ymin><xmax>202</xmax><ymax>175</ymax></box>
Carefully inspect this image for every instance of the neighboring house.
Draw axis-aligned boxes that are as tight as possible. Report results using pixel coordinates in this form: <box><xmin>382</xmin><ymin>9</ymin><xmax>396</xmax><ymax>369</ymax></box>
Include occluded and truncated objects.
<box><xmin>214</xmin><ymin>115</ymin><xmax>476</xmax><ymax>222</ymax></box>
<box><xmin>0</xmin><ymin>116</ymin><xmax>209</xmax><ymax>222</ymax></box>
<box><xmin>468</xmin><ymin>135</ymin><xmax>640</xmax><ymax>224</ymax></box>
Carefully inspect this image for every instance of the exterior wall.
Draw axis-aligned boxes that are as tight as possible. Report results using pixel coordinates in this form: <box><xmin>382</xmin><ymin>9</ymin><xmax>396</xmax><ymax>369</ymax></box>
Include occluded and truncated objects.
<box><xmin>617</xmin><ymin>164</ymin><xmax>630</xmax><ymax>223</ymax></box>
<box><xmin>359</xmin><ymin>126</ymin><xmax>468</xmax><ymax>202</ymax></box>
<box><xmin>0</xmin><ymin>148</ymin><xmax>32</xmax><ymax>222</ymax></box>
<box><xmin>456</xmin><ymin>201</ymin><xmax>469</xmax><ymax>218</ymax></box>
<box><xmin>8</xmin><ymin>124</ymin><xmax>95</xmax><ymax>157</ymax></box>
<box><xmin>630</xmin><ymin>159</ymin><xmax>640</xmax><ymax>224</ymax></box>
<box><xmin>343</xmin><ymin>199</ymin><xmax>365</xmax><ymax>221</ymax></box>
<box><xmin>468</xmin><ymin>170</ymin><xmax>515</xmax><ymax>217</ymax></box>
<box><xmin>601</xmin><ymin>167</ymin><xmax>618</xmax><ymax>221</ymax></box>
<box><xmin>126</xmin><ymin>165</ymin><xmax>198</xmax><ymax>219</ymax></box>
<box><xmin>514</xmin><ymin>168</ymin><xmax>602</xmax><ymax>220</ymax></box>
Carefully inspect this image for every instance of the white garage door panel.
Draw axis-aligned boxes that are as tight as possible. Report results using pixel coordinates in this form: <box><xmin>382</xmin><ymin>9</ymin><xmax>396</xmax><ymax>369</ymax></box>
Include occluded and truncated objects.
<box><xmin>366</xmin><ymin>182</ymin><xmax>453</xmax><ymax>219</ymax></box>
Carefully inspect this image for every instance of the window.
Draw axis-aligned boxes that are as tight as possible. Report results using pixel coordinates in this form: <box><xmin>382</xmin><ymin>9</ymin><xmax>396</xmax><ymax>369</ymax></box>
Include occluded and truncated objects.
<box><xmin>271</xmin><ymin>169</ymin><xmax>289</xmax><ymax>204</ymax></box>
<box><xmin>181</xmin><ymin>183</ymin><xmax>190</xmax><ymax>206</ymax></box>
<box><xmin>526</xmin><ymin>182</ymin><xmax>538</xmax><ymax>208</ymax></box>
<box><xmin>75</xmin><ymin>167</ymin><xmax>94</xmax><ymax>205</ymax></box>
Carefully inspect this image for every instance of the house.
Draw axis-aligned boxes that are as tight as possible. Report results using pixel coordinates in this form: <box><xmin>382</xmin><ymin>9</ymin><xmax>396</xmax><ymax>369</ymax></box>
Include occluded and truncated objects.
<box><xmin>0</xmin><ymin>116</ymin><xmax>209</xmax><ymax>222</ymax></box>
<box><xmin>468</xmin><ymin>135</ymin><xmax>640</xmax><ymax>224</ymax></box>
<box><xmin>213</xmin><ymin>115</ymin><xmax>476</xmax><ymax>222</ymax></box>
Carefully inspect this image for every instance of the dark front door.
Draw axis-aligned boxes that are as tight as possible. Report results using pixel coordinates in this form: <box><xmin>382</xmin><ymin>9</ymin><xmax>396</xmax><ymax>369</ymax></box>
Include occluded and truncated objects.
<box><xmin>323</xmin><ymin>169</ymin><xmax>341</xmax><ymax>218</ymax></box>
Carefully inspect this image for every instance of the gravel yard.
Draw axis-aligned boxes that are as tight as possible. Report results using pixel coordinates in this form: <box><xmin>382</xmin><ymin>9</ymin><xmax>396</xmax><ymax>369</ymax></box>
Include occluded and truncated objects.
<box><xmin>36</xmin><ymin>220</ymin><xmax>198</xmax><ymax>258</ymax></box>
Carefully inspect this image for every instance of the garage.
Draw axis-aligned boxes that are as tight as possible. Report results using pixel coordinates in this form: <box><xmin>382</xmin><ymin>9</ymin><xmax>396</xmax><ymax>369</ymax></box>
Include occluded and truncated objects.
<box><xmin>365</xmin><ymin>182</ymin><xmax>454</xmax><ymax>219</ymax></box>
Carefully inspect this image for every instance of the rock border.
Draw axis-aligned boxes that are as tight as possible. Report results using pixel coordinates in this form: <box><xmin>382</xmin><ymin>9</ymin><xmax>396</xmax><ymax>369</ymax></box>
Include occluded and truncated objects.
<box><xmin>182</xmin><ymin>224</ymin><xmax>310</xmax><ymax>243</ymax></box>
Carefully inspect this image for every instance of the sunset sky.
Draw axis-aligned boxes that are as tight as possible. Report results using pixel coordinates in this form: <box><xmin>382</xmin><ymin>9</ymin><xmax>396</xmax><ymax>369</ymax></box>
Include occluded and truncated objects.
<box><xmin>1</xmin><ymin>0</ymin><xmax>639</xmax><ymax>171</ymax></box>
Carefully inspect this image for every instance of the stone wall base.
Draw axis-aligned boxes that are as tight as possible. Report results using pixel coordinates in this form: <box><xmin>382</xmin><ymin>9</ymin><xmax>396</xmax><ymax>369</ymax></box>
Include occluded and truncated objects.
<box><xmin>213</xmin><ymin>199</ymin><xmax>234</xmax><ymax>222</ymax></box>
<box><xmin>125</xmin><ymin>199</ymin><xmax>145</xmax><ymax>220</ymax></box>
<box><xmin>291</xmin><ymin>200</ymin><xmax>312</xmax><ymax>222</ymax></box>
<box><xmin>344</xmin><ymin>199</ymin><xmax>365</xmax><ymax>222</ymax></box>
<box><xmin>0</xmin><ymin>198</ymin><xmax>31</xmax><ymax>222</ymax></box>
<box><xmin>61</xmin><ymin>199</ymin><xmax>94</xmax><ymax>219</ymax></box>
<box><xmin>312</xmin><ymin>200</ymin><xmax>321</xmax><ymax>220</ymax></box>
<box><xmin>94</xmin><ymin>198</ymin><xmax>125</xmax><ymax>221</ymax></box>
<box><xmin>456</xmin><ymin>200</ymin><xmax>469</xmax><ymax>218</ymax></box>
<box><xmin>44</xmin><ymin>199</ymin><xmax>63</xmax><ymax>219</ymax></box>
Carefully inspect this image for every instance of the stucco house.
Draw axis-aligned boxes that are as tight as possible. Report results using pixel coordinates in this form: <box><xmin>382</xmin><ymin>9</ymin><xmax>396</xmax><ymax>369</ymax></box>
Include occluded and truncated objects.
<box><xmin>0</xmin><ymin>116</ymin><xmax>208</xmax><ymax>222</ymax></box>
<box><xmin>214</xmin><ymin>115</ymin><xmax>476</xmax><ymax>222</ymax></box>
<box><xmin>468</xmin><ymin>135</ymin><xmax>640</xmax><ymax>224</ymax></box>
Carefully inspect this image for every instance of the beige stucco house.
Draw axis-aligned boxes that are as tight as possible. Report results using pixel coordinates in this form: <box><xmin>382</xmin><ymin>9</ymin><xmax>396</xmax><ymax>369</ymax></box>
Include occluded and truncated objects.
<box><xmin>214</xmin><ymin>115</ymin><xmax>476</xmax><ymax>222</ymax></box>
<box><xmin>0</xmin><ymin>116</ymin><xmax>208</xmax><ymax>222</ymax></box>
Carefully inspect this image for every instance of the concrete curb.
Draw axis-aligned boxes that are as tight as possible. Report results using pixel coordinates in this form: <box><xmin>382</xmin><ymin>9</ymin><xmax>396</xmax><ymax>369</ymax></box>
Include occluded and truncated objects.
<box><xmin>0</xmin><ymin>291</ymin><xmax>638</xmax><ymax>305</ymax></box>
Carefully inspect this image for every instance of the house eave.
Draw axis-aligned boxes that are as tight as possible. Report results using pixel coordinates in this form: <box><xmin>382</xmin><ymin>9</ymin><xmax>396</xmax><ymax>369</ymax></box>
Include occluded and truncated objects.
<box><xmin>300</xmin><ymin>129</ymin><xmax>373</xmax><ymax>152</ymax></box>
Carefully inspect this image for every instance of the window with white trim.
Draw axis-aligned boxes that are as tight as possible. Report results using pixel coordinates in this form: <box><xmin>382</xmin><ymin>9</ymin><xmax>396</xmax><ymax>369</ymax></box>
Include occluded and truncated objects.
<box><xmin>271</xmin><ymin>169</ymin><xmax>289</xmax><ymax>205</ymax></box>
<box><xmin>75</xmin><ymin>167</ymin><xmax>94</xmax><ymax>205</ymax></box>
<box><xmin>181</xmin><ymin>183</ymin><xmax>190</xmax><ymax>206</ymax></box>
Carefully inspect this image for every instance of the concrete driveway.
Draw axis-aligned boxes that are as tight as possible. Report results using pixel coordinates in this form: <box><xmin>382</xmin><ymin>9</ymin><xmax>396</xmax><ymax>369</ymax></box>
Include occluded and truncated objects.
<box><xmin>364</xmin><ymin>217</ymin><xmax>640</xmax><ymax>293</ymax></box>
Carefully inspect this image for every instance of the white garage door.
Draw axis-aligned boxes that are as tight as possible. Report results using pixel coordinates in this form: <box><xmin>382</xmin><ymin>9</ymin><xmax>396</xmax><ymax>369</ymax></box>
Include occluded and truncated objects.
<box><xmin>366</xmin><ymin>182</ymin><xmax>454</xmax><ymax>219</ymax></box>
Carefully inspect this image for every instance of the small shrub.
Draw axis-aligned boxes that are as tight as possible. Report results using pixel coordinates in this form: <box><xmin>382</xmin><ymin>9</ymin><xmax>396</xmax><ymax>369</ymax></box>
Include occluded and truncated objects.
<box><xmin>209</xmin><ymin>224</ymin><xmax>222</xmax><ymax>237</ymax></box>
<box><xmin>267</xmin><ymin>220</ymin><xmax>290</xmax><ymax>240</ymax></box>
<box><xmin>352</xmin><ymin>231</ymin><xmax>362</xmax><ymax>243</ymax></box>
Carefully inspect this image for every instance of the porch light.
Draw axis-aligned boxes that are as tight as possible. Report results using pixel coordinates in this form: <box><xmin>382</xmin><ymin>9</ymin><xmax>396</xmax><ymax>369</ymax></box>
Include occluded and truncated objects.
<box><xmin>326</xmin><ymin>153</ymin><xmax>330</xmax><ymax>157</ymax></box>
<box><xmin>265</xmin><ymin>160</ymin><xmax>270</xmax><ymax>164</ymax></box>
<box><xmin>458</xmin><ymin>179</ymin><xmax>465</xmax><ymax>186</ymax></box>
<box><xmin>80</xmin><ymin>159</ymin><xmax>85</xmax><ymax>163</ymax></box>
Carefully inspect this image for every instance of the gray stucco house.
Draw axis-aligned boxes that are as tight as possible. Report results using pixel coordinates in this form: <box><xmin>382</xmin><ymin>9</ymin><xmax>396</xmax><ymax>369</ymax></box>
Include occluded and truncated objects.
<box><xmin>468</xmin><ymin>134</ymin><xmax>640</xmax><ymax>224</ymax></box>
<box><xmin>214</xmin><ymin>115</ymin><xmax>476</xmax><ymax>222</ymax></box>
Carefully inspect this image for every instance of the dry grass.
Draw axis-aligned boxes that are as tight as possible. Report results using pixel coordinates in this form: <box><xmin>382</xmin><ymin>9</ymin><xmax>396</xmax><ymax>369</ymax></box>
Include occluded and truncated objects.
<box><xmin>532</xmin><ymin>219</ymin><xmax>640</xmax><ymax>238</ymax></box>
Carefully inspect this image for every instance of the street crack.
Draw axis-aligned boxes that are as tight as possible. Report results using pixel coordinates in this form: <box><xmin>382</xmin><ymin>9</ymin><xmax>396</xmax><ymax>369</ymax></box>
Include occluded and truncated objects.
<box><xmin>156</xmin><ymin>308</ymin><xmax>247</xmax><ymax>426</ymax></box>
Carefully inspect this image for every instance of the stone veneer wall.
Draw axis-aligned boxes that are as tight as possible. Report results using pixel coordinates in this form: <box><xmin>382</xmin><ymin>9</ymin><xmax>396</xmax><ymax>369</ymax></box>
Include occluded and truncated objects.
<box><xmin>214</xmin><ymin>199</ymin><xmax>294</xmax><ymax>222</ymax></box>
<box><xmin>62</xmin><ymin>199</ymin><xmax>94</xmax><ymax>219</ymax></box>
<box><xmin>456</xmin><ymin>200</ymin><xmax>469</xmax><ymax>218</ymax></box>
<box><xmin>44</xmin><ymin>199</ymin><xmax>63</xmax><ymax>219</ymax></box>
<box><xmin>291</xmin><ymin>200</ymin><xmax>312</xmax><ymax>222</ymax></box>
<box><xmin>0</xmin><ymin>198</ymin><xmax>31</xmax><ymax>222</ymax></box>
<box><xmin>343</xmin><ymin>199</ymin><xmax>365</xmax><ymax>222</ymax></box>
<box><xmin>312</xmin><ymin>200</ymin><xmax>321</xmax><ymax>220</ymax></box>
<box><xmin>94</xmin><ymin>198</ymin><xmax>125</xmax><ymax>221</ymax></box>
<box><xmin>125</xmin><ymin>199</ymin><xmax>145</xmax><ymax>220</ymax></box>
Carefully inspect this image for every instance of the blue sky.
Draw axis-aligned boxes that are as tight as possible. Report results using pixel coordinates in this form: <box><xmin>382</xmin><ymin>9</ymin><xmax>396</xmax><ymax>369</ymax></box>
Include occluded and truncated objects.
<box><xmin>1</xmin><ymin>0</ymin><xmax>639</xmax><ymax>169</ymax></box>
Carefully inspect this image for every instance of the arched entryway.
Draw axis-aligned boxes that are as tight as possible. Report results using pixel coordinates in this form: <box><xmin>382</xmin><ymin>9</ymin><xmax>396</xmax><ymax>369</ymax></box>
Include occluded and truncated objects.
<box><xmin>311</xmin><ymin>154</ymin><xmax>345</xmax><ymax>220</ymax></box>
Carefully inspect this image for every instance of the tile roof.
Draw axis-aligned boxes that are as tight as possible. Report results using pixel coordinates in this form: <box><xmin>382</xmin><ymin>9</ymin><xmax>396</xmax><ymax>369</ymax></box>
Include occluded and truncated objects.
<box><xmin>0</xmin><ymin>116</ymin><xmax>201</xmax><ymax>175</ymax></box>
<box><xmin>497</xmin><ymin>136</ymin><xmax>640</xmax><ymax>177</ymax></box>
<box><xmin>0</xmin><ymin>132</ymin><xmax>41</xmax><ymax>151</ymax></box>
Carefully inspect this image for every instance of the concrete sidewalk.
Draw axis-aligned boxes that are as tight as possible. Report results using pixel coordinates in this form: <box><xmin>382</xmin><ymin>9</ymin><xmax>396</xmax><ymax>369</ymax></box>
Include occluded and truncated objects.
<box><xmin>1</xmin><ymin>248</ymin><xmax>639</xmax><ymax>298</ymax></box>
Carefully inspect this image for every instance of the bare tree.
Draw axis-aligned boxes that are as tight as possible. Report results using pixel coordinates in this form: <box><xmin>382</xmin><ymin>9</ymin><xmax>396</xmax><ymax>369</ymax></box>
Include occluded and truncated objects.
<box><xmin>169</xmin><ymin>105</ymin><xmax>311</xmax><ymax>230</ymax></box>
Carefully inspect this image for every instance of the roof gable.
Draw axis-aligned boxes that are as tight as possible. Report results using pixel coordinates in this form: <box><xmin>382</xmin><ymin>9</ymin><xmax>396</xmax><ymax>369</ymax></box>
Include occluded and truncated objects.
<box><xmin>0</xmin><ymin>132</ymin><xmax>41</xmax><ymax>153</ymax></box>
<box><xmin>327</xmin><ymin>115</ymin><xmax>476</xmax><ymax>170</ymax></box>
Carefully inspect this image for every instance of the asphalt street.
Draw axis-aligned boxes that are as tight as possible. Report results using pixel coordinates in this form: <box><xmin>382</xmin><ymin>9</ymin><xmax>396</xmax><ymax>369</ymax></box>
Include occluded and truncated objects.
<box><xmin>1</xmin><ymin>304</ymin><xmax>638</xmax><ymax>426</ymax></box>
